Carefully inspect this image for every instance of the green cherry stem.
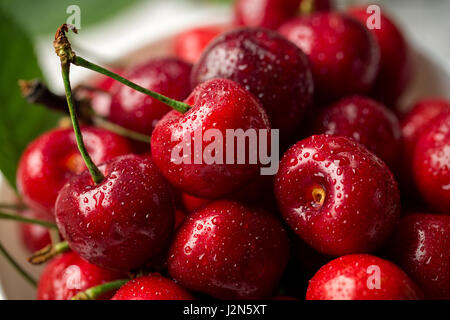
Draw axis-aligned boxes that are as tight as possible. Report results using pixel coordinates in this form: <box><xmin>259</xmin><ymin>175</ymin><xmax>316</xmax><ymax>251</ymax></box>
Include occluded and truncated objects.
<box><xmin>28</xmin><ymin>241</ymin><xmax>70</xmax><ymax>265</ymax></box>
<box><xmin>55</xmin><ymin>24</ymin><xmax>192</xmax><ymax>114</ymax></box>
<box><xmin>0</xmin><ymin>211</ymin><xmax>57</xmax><ymax>228</ymax></box>
<box><xmin>0</xmin><ymin>203</ymin><xmax>27</xmax><ymax>211</ymax></box>
<box><xmin>72</xmin><ymin>279</ymin><xmax>129</xmax><ymax>300</ymax></box>
<box><xmin>0</xmin><ymin>241</ymin><xmax>37</xmax><ymax>287</ymax></box>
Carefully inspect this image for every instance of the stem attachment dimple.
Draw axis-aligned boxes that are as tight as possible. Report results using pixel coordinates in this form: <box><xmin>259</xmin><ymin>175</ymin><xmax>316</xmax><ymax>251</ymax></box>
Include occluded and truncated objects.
<box><xmin>312</xmin><ymin>186</ymin><xmax>326</xmax><ymax>207</ymax></box>
<box><xmin>28</xmin><ymin>241</ymin><xmax>70</xmax><ymax>265</ymax></box>
<box><xmin>71</xmin><ymin>279</ymin><xmax>129</xmax><ymax>300</ymax></box>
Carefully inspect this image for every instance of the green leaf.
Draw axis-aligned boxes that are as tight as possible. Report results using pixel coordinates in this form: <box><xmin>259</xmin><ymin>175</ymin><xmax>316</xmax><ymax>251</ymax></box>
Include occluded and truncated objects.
<box><xmin>0</xmin><ymin>10</ymin><xmax>60</xmax><ymax>190</ymax></box>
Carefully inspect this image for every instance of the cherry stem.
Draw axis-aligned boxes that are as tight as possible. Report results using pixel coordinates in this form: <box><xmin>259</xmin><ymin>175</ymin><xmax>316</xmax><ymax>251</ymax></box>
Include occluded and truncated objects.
<box><xmin>72</xmin><ymin>279</ymin><xmax>129</xmax><ymax>300</ymax></box>
<box><xmin>299</xmin><ymin>0</ymin><xmax>315</xmax><ymax>14</ymax></box>
<box><xmin>55</xmin><ymin>24</ymin><xmax>191</xmax><ymax>114</ymax></box>
<box><xmin>0</xmin><ymin>241</ymin><xmax>37</xmax><ymax>287</ymax></box>
<box><xmin>28</xmin><ymin>241</ymin><xmax>70</xmax><ymax>265</ymax></box>
<box><xmin>0</xmin><ymin>211</ymin><xmax>57</xmax><ymax>229</ymax></box>
<box><xmin>0</xmin><ymin>203</ymin><xmax>27</xmax><ymax>211</ymax></box>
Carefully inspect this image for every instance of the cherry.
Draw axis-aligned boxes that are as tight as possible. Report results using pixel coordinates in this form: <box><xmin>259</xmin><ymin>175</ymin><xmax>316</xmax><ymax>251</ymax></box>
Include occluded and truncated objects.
<box><xmin>181</xmin><ymin>193</ymin><xmax>211</xmax><ymax>213</ymax></box>
<box><xmin>191</xmin><ymin>27</ymin><xmax>313</xmax><ymax>136</ymax></box>
<box><xmin>37</xmin><ymin>251</ymin><xmax>125</xmax><ymax>300</ymax></box>
<box><xmin>385</xmin><ymin>213</ymin><xmax>449</xmax><ymax>300</ymax></box>
<box><xmin>174</xmin><ymin>209</ymin><xmax>187</xmax><ymax>230</ymax></box>
<box><xmin>413</xmin><ymin>113</ymin><xmax>450</xmax><ymax>213</ymax></box>
<box><xmin>55</xmin><ymin>154</ymin><xmax>175</xmax><ymax>271</ymax></box>
<box><xmin>275</xmin><ymin>134</ymin><xmax>400</xmax><ymax>256</ymax></box>
<box><xmin>311</xmin><ymin>95</ymin><xmax>401</xmax><ymax>167</ymax></box>
<box><xmin>87</xmin><ymin>67</ymin><xmax>124</xmax><ymax>117</ymax></box>
<box><xmin>168</xmin><ymin>200</ymin><xmax>289</xmax><ymax>299</ymax></box>
<box><xmin>151</xmin><ymin>78</ymin><xmax>271</xmax><ymax>199</ymax></box>
<box><xmin>174</xmin><ymin>25</ymin><xmax>226</xmax><ymax>64</ymax></box>
<box><xmin>16</xmin><ymin>126</ymin><xmax>133</xmax><ymax>216</ymax></box>
<box><xmin>19</xmin><ymin>210</ymin><xmax>51</xmax><ymax>252</ymax></box>
<box><xmin>111</xmin><ymin>274</ymin><xmax>193</xmax><ymax>300</ymax></box>
<box><xmin>279</xmin><ymin>12</ymin><xmax>379</xmax><ymax>104</ymax></box>
<box><xmin>234</xmin><ymin>0</ymin><xmax>333</xmax><ymax>30</ymax></box>
<box><xmin>109</xmin><ymin>58</ymin><xmax>192</xmax><ymax>136</ymax></box>
<box><xmin>306</xmin><ymin>254</ymin><xmax>423</xmax><ymax>300</ymax></box>
<box><xmin>348</xmin><ymin>6</ymin><xmax>412</xmax><ymax>106</ymax></box>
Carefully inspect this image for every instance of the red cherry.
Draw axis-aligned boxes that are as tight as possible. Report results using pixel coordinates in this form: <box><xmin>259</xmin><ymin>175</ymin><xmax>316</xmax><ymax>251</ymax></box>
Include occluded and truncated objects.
<box><xmin>279</xmin><ymin>12</ymin><xmax>379</xmax><ymax>104</ymax></box>
<box><xmin>191</xmin><ymin>27</ymin><xmax>313</xmax><ymax>136</ymax></box>
<box><xmin>311</xmin><ymin>95</ymin><xmax>401</xmax><ymax>167</ymax></box>
<box><xmin>55</xmin><ymin>154</ymin><xmax>175</xmax><ymax>271</ymax></box>
<box><xmin>109</xmin><ymin>58</ymin><xmax>192</xmax><ymax>136</ymax></box>
<box><xmin>37</xmin><ymin>251</ymin><xmax>125</xmax><ymax>300</ymax></box>
<box><xmin>275</xmin><ymin>134</ymin><xmax>400</xmax><ymax>256</ymax></box>
<box><xmin>111</xmin><ymin>274</ymin><xmax>193</xmax><ymax>300</ymax></box>
<box><xmin>151</xmin><ymin>78</ymin><xmax>271</xmax><ymax>199</ymax></box>
<box><xmin>168</xmin><ymin>200</ymin><xmax>289</xmax><ymax>299</ymax></box>
<box><xmin>181</xmin><ymin>193</ymin><xmax>211</xmax><ymax>213</ymax></box>
<box><xmin>234</xmin><ymin>0</ymin><xmax>333</xmax><ymax>30</ymax></box>
<box><xmin>19</xmin><ymin>210</ymin><xmax>52</xmax><ymax>252</ymax></box>
<box><xmin>348</xmin><ymin>6</ymin><xmax>412</xmax><ymax>106</ymax></box>
<box><xmin>89</xmin><ymin>67</ymin><xmax>124</xmax><ymax>117</ymax></box>
<box><xmin>306</xmin><ymin>254</ymin><xmax>423</xmax><ymax>300</ymax></box>
<box><xmin>386</xmin><ymin>213</ymin><xmax>449</xmax><ymax>299</ymax></box>
<box><xmin>174</xmin><ymin>209</ymin><xmax>187</xmax><ymax>230</ymax></box>
<box><xmin>16</xmin><ymin>127</ymin><xmax>133</xmax><ymax>216</ymax></box>
<box><xmin>174</xmin><ymin>25</ymin><xmax>226</xmax><ymax>64</ymax></box>
<box><xmin>413</xmin><ymin>113</ymin><xmax>450</xmax><ymax>213</ymax></box>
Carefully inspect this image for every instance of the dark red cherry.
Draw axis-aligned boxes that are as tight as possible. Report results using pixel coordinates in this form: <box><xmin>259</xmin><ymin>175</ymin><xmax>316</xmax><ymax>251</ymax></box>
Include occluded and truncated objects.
<box><xmin>109</xmin><ymin>58</ymin><xmax>192</xmax><ymax>136</ymax></box>
<box><xmin>168</xmin><ymin>200</ymin><xmax>289</xmax><ymax>299</ymax></box>
<box><xmin>413</xmin><ymin>113</ymin><xmax>450</xmax><ymax>214</ymax></box>
<box><xmin>234</xmin><ymin>0</ymin><xmax>333</xmax><ymax>30</ymax></box>
<box><xmin>111</xmin><ymin>274</ymin><xmax>193</xmax><ymax>300</ymax></box>
<box><xmin>151</xmin><ymin>78</ymin><xmax>271</xmax><ymax>199</ymax></box>
<box><xmin>306</xmin><ymin>254</ymin><xmax>424</xmax><ymax>300</ymax></box>
<box><xmin>181</xmin><ymin>193</ymin><xmax>211</xmax><ymax>213</ymax></box>
<box><xmin>348</xmin><ymin>6</ymin><xmax>412</xmax><ymax>106</ymax></box>
<box><xmin>279</xmin><ymin>12</ymin><xmax>379</xmax><ymax>104</ymax></box>
<box><xmin>191</xmin><ymin>27</ymin><xmax>313</xmax><ymax>136</ymax></box>
<box><xmin>88</xmin><ymin>67</ymin><xmax>124</xmax><ymax>117</ymax></box>
<box><xmin>174</xmin><ymin>25</ymin><xmax>226</xmax><ymax>64</ymax></box>
<box><xmin>55</xmin><ymin>154</ymin><xmax>175</xmax><ymax>271</ymax></box>
<box><xmin>275</xmin><ymin>134</ymin><xmax>400</xmax><ymax>256</ymax></box>
<box><xmin>37</xmin><ymin>251</ymin><xmax>125</xmax><ymax>300</ymax></box>
<box><xmin>311</xmin><ymin>95</ymin><xmax>401</xmax><ymax>167</ymax></box>
<box><xmin>19</xmin><ymin>210</ymin><xmax>51</xmax><ymax>252</ymax></box>
<box><xmin>386</xmin><ymin>213</ymin><xmax>449</xmax><ymax>299</ymax></box>
<box><xmin>16</xmin><ymin>127</ymin><xmax>133</xmax><ymax>216</ymax></box>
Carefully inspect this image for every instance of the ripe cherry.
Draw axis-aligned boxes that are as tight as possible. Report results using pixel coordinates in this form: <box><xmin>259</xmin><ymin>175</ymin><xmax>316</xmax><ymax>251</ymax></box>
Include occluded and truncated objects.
<box><xmin>37</xmin><ymin>251</ymin><xmax>125</xmax><ymax>300</ymax></box>
<box><xmin>181</xmin><ymin>193</ymin><xmax>210</xmax><ymax>213</ymax></box>
<box><xmin>279</xmin><ymin>12</ymin><xmax>379</xmax><ymax>104</ymax></box>
<box><xmin>306</xmin><ymin>254</ymin><xmax>424</xmax><ymax>300</ymax></box>
<box><xmin>168</xmin><ymin>200</ymin><xmax>289</xmax><ymax>299</ymax></box>
<box><xmin>413</xmin><ymin>113</ymin><xmax>450</xmax><ymax>213</ymax></box>
<box><xmin>87</xmin><ymin>67</ymin><xmax>124</xmax><ymax>117</ymax></box>
<box><xmin>109</xmin><ymin>58</ymin><xmax>192</xmax><ymax>136</ymax></box>
<box><xmin>311</xmin><ymin>95</ymin><xmax>401</xmax><ymax>167</ymax></box>
<box><xmin>348</xmin><ymin>6</ymin><xmax>412</xmax><ymax>106</ymax></box>
<box><xmin>16</xmin><ymin>127</ymin><xmax>133</xmax><ymax>216</ymax></box>
<box><xmin>275</xmin><ymin>134</ymin><xmax>400</xmax><ymax>256</ymax></box>
<box><xmin>111</xmin><ymin>274</ymin><xmax>193</xmax><ymax>300</ymax></box>
<box><xmin>55</xmin><ymin>154</ymin><xmax>175</xmax><ymax>271</ymax></box>
<box><xmin>386</xmin><ymin>213</ymin><xmax>449</xmax><ymax>300</ymax></box>
<box><xmin>174</xmin><ymin>25</ymin><xmax>226</xmax><ymax>64</ymax></box>
<box><xmin>19</xmin><ymin>210</ymin><xmax>52</xmax><ymax>252</ymax></box>
<box><xmin>191</xmin><ymin>27</ymin><xmax>313</xmax><ymax>136</ymax></box>
<box><xmin>151</xmin><ymin>78</ymin><xmax>271</xmax><ymax>199</ymax></box>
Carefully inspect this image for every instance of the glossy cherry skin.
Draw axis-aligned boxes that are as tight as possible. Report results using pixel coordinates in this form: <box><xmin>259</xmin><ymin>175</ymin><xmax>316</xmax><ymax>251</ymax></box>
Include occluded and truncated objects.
<box><xmin>168</xmin><ymin>200</ymin><xmax>289</xmax><ymax>299</ymax></box>
<box><xmin>191</xmin><ymin>28</ymin><xmax>313</xmax><ymax>136</ymax></box>
<box><xmin>311</xmin><ymin>95</ymin><xmax>401</xmax><ymax>167</ymax></box>
<box><xmin>16</xmin><ymin>127</ymin><xmax>133</xmax><ymax>216</ymax></box>
<box><xmin>306</xmin><ymin>254</ymin><xmax>423</xmax><ymax>300</ymax></box>
<box><xmin>234</xmin><ymin>0</ymin><xmax>332</xmax><ymax>30</ymax></box>
<box><xmin>174</xmin><ymin>25</ymin><xmax>226</xmax><ymax>64</ymax></box>
<box><xmin>348</xmin><ymin>6</ymin><xmax>411</xmax><ymax>106</ymax></box>
<box><xmin>37</xmin><ymin>251</ymin><xmax>125</xmax><ymax>300</ymax></box>
<box><xmin>109</xmin><ymin>58</ymin><xmax>192</xmax><ymax>136</ymax></box>
<box><xmin>19</xmin><ymin>210</ymin><xmax>51</xmax><ymax>252</ymax></box>
<box><xmin>279</xmin><ymin>12</ymin><xmax>379</xmax><ymax>104</ymax></box>
<box><xmin>151</xmin><ymin>78</ymin><xmax>271</xmax><ymax>199</ymax></box>
<box><xmin>386</xmin><ymin>213</ymin><xmax>449</xmax><ymax>299</ymax></box>
<box><xmin>55</xmin><ymin>154</ymin><xmax>175</xmax><ymax>271</ymax></box>
<box><xmin>111</xmin><ymin>274</ymin><xmax>193</xmax><ymax>300</ymax></box>
<box><xmin>413</xmin><ymin>113</ymin><xmax>450</xmax><ymax>214</ymax></box>
<box><xmin>275</xmin><ymin>135</ymin><xmax>400</xmax><ymax>256</ymax></box>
